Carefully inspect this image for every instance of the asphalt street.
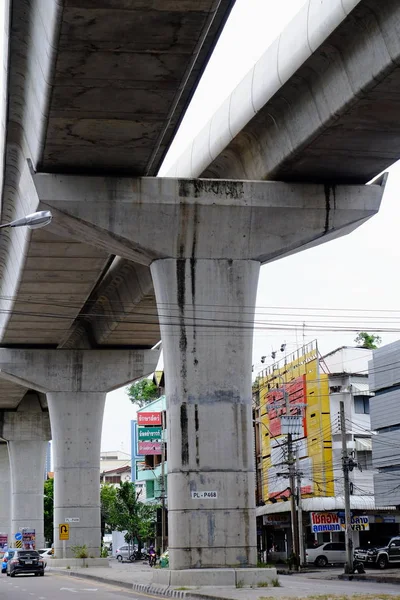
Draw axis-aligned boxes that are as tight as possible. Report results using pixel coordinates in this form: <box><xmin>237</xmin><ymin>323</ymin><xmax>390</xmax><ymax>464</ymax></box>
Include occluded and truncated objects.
<box><xmin>0</xmin><ymin>572</ymin><xmax>150</xmax><ymax>599</ymax></box>
<box><xmin>2</xmin><ymin>570</ymin><xmax>400</xmax><ymax>600</ymax></box>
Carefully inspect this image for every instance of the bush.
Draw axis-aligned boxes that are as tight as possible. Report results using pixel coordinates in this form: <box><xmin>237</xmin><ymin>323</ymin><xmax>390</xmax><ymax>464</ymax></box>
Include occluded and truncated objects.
<box><xmin>70</xmin><ymin>545</ymin><xmax>89</xmax><ymax>559</ymax></box>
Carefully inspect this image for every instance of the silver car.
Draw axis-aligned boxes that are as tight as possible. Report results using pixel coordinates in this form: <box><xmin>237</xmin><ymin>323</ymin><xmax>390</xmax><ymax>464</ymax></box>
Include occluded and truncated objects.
<box><xmin>115</xmin><ymin>545</ymin><xmax>136</xmax><ymax>562</ymax></box>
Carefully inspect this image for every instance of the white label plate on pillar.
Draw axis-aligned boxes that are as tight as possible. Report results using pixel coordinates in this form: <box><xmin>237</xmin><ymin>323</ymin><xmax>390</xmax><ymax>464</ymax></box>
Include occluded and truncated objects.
<box><xmin>191</xmin><ymin>491</ymin><xmax>218</xmax><ymax>499</ymax></box>
<box><xmin>65</xmin><ymin>517</ymin><xmax>80</xmax><ymax>523</ymax></box>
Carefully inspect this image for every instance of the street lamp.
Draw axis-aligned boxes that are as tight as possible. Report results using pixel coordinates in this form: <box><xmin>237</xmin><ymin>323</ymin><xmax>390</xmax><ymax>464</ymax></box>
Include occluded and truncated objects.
<box><xmin>0</xmin><ymin>211</ymin><xmax>52</xmax><ymax>230</ymax></box>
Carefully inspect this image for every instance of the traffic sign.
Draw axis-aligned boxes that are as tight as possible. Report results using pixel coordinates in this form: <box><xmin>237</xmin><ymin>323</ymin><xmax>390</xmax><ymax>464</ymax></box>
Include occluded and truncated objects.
<box><xmin>138</xmin><ymin>426</ymin><xmax>162</xmax><ymax>440</ymax></box>
<box><xmin>59</xmin><ymin>524</ymin><xmax>69</xmax><ymax>540</ymax></box>
<box><xmin>14</xmin><ymin>532</ymin><xmax>22</xmax><ymax>541</ymax></box>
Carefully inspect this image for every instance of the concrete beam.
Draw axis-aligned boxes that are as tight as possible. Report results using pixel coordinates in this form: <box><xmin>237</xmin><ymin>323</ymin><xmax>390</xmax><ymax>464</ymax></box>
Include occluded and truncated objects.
<box><xmin>32</xmin><ymin>170</ymin><xmax>386</xmax><ymax>265</ymax></box>
<box><xmin>0</xmin><ymin>348</ymin><xmax>159</xmax><ymax>393</ymax></box>
<box><xmin>168</xmin><ymin>0</ymin><xmax>400</xmax><ymax>184</ymax></box>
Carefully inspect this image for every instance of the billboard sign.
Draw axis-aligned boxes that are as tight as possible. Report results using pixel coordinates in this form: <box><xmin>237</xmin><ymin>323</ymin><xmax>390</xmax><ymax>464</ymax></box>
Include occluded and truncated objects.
<box><xmin>0</xmin><ymin>534</ymin><xmax>7</xmax><ymax>550</ymax></box>
<box><xmin>311</xmin><ymin>512</ymin><xmax>369</xmax><ymax>532</ymax></box>
<box><xmin>137</xmin><ymin>412</ymin><xmax>161</xmax><ymax>426</ymax></box>
<box><xmin>22</xmin><ymin>529</ymin><xmax>36</xmax><ymax>550</ymax></box>
<box><xmin>266</xmin><ymin>376</ymin><xmax>306</xmax><ymax>438</ymax></box>
<box><xmin>138</xmin><ymin>441</ymin><xmax>162</xmax><ymax>455</ymax></box>
<box><xmin>138</xmin><ymin>427</ymin><xmax>162</xmax><ymax>440</ymax></box>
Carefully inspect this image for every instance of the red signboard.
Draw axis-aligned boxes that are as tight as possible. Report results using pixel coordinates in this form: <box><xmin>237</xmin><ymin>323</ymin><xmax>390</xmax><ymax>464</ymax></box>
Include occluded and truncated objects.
<box><xmin>266</xmin><ymin>375</ymin><xmax>307</xmax><ymax>437</ymax></box>
<box><xmin>137</xmin><ymin>412</ymin><xmax>161</xmax><ymax>426</ymax></box>
<box><xmin>138</xmin><ymin>441</ymin><xmax>162</xmax><ymax>455</ymax></box>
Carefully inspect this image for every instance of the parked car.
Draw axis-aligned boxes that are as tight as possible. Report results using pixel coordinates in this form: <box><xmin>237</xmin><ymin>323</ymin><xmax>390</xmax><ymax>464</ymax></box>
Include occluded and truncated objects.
<box><xmin>7</xmin><ymin>550</ymin><xmax>45</xmax><ymax>577</ymax></box>
<box><xmin>38</xmin><ymin>548</ymin><xmax>53</xmax><ymax>556</ymax></box>
<box><xmin>115</xmin><ymin>545</ymin><xmax>136</xmax><ymax>562</ymax></box>
<box><xmin>37</xmin><ymin>548</ymin><xmax>53</xmax><ymax>566</ymax></box>
<box><xmin>306</xmin><ymin>542</ymin><xmax>346</xmax><ymax>567</ymax></box>
<box><xmin>2</xmin><ymin>549</ymin><xmax>16</xmax><ymax>574</ymax></box>
<box><xmin>354</xmin><ymin>537</ymin><xmax>400</xmax><ymax>569</ymax></box>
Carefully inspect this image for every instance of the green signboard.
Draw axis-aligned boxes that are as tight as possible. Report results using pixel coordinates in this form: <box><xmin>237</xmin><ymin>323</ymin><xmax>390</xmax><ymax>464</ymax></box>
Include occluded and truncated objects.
<box><xmin>138</xmin><ymin>426</ymin><xmax>162</xmax><ymax>440</ymax></box>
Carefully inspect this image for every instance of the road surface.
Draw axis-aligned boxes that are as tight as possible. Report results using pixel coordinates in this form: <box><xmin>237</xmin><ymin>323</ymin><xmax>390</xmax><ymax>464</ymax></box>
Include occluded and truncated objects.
<box><xmin>0</xmin><ymin>572</ymin><xmax>146</xmax><ymax>599</ymax></box>
<box><xmin>2</xmin><ymin>570</ymin><xmax>400</xmax><ymax>599</ymax></box>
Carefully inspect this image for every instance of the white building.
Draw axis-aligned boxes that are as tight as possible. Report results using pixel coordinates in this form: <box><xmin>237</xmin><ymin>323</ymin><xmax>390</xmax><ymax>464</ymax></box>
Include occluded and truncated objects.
<box><xmin>100</xmin><ymin>450</ymin><xmax>131</xmax><ymax>472</ymax></box>
<box><xmin>323</xmin><ymin>346</ymin><xmax>374</xmax><ymax>500</ymax></box>
<box><xmin>369</xmin><ymin>340</ymin><xmax>400</xmax><ymax>507</ymax></box>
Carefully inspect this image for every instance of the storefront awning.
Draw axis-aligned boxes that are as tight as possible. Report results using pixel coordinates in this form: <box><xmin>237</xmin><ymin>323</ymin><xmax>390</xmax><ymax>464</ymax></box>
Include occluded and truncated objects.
<box><xmin>355</xmin><ymin>437</ymin><xmax>372</xmax><ymax>451</ymax></box>
<box><xmin>351</xmin><ymin>382</ymin><xmax>370</xmax><ymax>395</ymax></box>
<box><xmin>256</xmin><ymin>495</ymin><xmax>395</xmax><ymax>517</ymax></box>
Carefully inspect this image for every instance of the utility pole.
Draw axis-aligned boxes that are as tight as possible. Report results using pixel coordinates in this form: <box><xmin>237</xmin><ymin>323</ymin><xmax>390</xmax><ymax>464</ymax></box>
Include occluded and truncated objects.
<box><xmin>296</xmin><ymin>446</ymin><xmax>305</xmax><ymax>566</ymax></box>
<box><xmin>161</xmin><ymin>410</ymin><xmax>166</xmax><ymax>554</ymax></box>
<box><xmin>340</xmin><ymin>400</ymin><xmax>353</xmax><ymax>574</ymax></box>
<box><xmin>287</xmin><ymin>432</ymin><xmax>300</xmax><ymax>570</ymax></box>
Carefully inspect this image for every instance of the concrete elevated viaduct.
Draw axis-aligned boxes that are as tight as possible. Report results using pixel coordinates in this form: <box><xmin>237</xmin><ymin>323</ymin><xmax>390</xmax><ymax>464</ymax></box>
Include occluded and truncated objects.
<box><xmin>0</xmin><ymin>0</ymin><xmax>397</xmax><ymax>570</ymax></box>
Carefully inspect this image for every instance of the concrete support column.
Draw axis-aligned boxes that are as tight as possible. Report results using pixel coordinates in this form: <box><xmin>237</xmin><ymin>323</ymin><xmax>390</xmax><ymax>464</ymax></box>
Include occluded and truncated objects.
<box><xmin>0</xmin><ymin>443</ymin><xmax>11</xmax><ymax>546</ymax></box>
<box><xmin>151</xmin><ymin>258</ymin><xmax>260</xmax><ymax>569</ymax></box>
<box><xmin>8</xmin><ymin>440</ymin><xmax>48</xmax><ymax>548</ymax></box>
<box><xmin>2</xmin><ymin>394</ymin><xmax>50</xmax><ymax>550</ymax></box>
<box><xmin>0</xmin><ymin>348</ymin><xmax>159</xmax><ymax>558</ymax></box>
<box><xmin>47</xmin><ymin>391</ymin><xmax>106</xmax><ymax>557</ymax></box>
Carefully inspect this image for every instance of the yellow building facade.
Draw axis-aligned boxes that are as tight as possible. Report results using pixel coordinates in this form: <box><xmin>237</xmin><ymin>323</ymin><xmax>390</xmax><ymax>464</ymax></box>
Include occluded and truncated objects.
<box><xmin>259</xmin><ymin>341</ymin><xmax>334</xmax><ymax>501</ymax></box>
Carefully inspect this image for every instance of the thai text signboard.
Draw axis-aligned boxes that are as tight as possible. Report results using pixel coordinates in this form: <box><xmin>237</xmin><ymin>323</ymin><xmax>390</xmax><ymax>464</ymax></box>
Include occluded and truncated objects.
<box><xmin>138</xmin><ymin>427</ymin><xmax>162</xmax><ymax>440</ymax></box>
<box><xmin>311</xmin><ymin>512</ymin><xmax>369</xmax><ymax>532</ymax></box>
<box><xmin>138</xmin><ymin>441</ymin><xmax>162</xmax><ymax>455</ymax></box>
<box><xmin>137</xmin><ymin>412</ymin><xmax>161</xmax><ymax>426</ymax></box>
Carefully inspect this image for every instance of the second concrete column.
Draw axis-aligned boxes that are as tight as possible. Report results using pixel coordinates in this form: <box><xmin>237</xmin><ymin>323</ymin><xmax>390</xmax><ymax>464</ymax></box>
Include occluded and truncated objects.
<box><xmin>0</xmin><ymin>443</ymin><xmax>11</xmax><ymax>546</ymax></box>
<box><xmin>48</xmin><ymin>391</ymin><xmax>106</xmax><ymax>557</ymax></box>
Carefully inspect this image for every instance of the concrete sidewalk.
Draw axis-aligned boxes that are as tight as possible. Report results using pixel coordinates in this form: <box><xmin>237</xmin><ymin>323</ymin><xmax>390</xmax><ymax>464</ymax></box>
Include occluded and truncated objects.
<box><xmin>47</xmin><ymin>560</ymin><xmax>400</xmax><ymax>600</ymax></box>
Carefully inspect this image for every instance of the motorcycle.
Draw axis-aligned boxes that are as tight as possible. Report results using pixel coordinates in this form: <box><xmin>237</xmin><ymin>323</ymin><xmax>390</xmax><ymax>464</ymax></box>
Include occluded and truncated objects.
<box><xmin>148</xmin><ymin>553</ymin><xmax>157</xmax><ymax>567</ymax></box>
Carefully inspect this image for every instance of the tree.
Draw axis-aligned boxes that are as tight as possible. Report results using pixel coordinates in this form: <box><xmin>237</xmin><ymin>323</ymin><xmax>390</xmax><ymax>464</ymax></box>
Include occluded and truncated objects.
<box><xmin>44</xmin><ymin>478</ymin><xmax>54</xmax><ymax>545</ymax></box>
<box><xmin>354</xmin><ymin>331</ymin><xmax>382</xmax><ymax>349</ymax></box>
<box><xmin>110</xmin><ymin>481</ymin><xmax>157</xmax><ymax>551</ymax></box>
<box><xmin>100</xmin><ymin>484</ymin><xmax>118</xmax><ymax>539</ymax></box>
<box><xmin>126</xmin><ymin>378</ymin><xmax>159</xmax><ymax>408</ymax></box>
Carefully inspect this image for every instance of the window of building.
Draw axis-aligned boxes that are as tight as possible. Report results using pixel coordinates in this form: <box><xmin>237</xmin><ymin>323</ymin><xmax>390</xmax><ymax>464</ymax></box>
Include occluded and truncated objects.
<box><xmin>354</xmin><ymin>395</ymin><xmax>370</xmax><ymax>414</ymax></box>
<box><xmin>105</xmin><ymin>475</ymin><xmax>121</xmax><ymax>484</ymax></box>
<box><xmin>146</xmin><ymin>480</ymin><xmax>155</xmax><ymax>499</ymax></box>
<box><xmin>357</xmin><ymin>450</ymin><xmax>373</xmax><ymax>470</ymax></box>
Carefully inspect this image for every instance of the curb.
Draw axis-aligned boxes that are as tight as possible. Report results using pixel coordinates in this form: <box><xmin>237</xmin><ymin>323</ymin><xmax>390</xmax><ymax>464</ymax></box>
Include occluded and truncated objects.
<box><xmin>67</xmin><ymin>571</ymin><xmax>133</xmax><ymax>590</ymax></box>
<box><xmin>131</xmin><ymin>583</ymin><xmax>235</xmax><ymax>600</ymax></box>
<box><xmin>338</xmin><ymin>573</ymin><xmax>400</xmax><ymax>585</ymax></box>
<box><xmin>132</xmin><ymin>583</ymin><xmax>189</xmax><ymax>598</ymax></box>
<box><xmin>65</xmin><ymin>571</ymin><xmax>254</xmax><ymax>600</ymax></box>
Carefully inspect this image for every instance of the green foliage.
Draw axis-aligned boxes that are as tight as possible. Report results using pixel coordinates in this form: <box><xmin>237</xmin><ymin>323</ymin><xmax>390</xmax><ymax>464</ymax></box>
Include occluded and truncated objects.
<box><xmin>100</xmin><ymin>484</ymin><xmax>118</xmax><ymax>537</ymax></box>
<box><xmin>71</xmin><ymin>544</ymin><xmax>89</xmax><ymax>559</ymax></box>
<box><xmin>100</xmin><ymin>545</ymin><xmax>109</xmax><ymax>558</ymax></box>
<box><xmin>271</xmin><ymin>577</ymin><xmax>281</xmax><ymax>587</ymax></box>
<box><xmin>109</xmin><ymin>481</ymin><xmax>157</xmax><ymax>549</ymax></box>
<box><xmin>354</xmin><ymin>332</ymin><xmax>382</xmax><ymax>349</ymax></box>
<box><xmin>126</xmin><ymin>378</ymin><xmax>159</xmax><ymax>408</ymax></box>
<box><xmin>44</xmin><ymin>478</ymin><xmax>54</xmax><ymax>544</ymax></box>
